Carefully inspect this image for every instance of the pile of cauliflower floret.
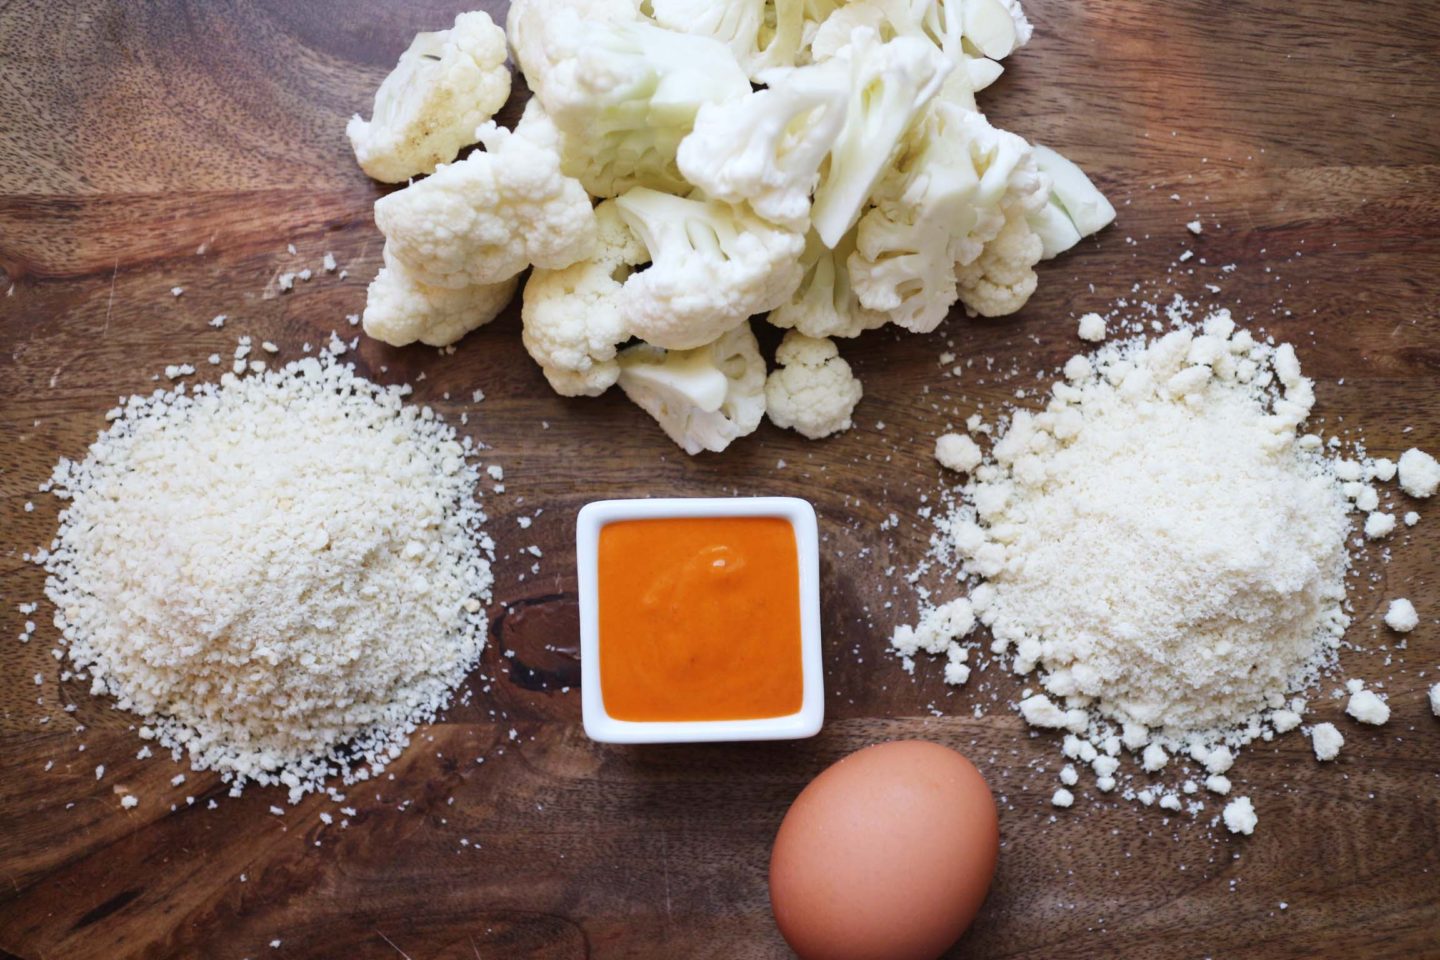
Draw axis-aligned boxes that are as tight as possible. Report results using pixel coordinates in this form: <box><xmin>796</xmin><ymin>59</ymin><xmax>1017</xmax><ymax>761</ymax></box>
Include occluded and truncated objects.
<box><xmin>346</xmin><ymin>0</ymin><xmax>1114</xmax><ymax>454</ymax></box>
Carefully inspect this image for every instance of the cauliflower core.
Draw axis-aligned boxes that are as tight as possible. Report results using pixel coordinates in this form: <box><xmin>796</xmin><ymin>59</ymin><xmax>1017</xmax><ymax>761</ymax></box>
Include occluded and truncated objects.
<box><xmin>347</xmin><ymin>11</ymin><xmax>512</xmax><ymax>183</ymax></box>
<box><xmin>764</xmin><ymin>331</ymin><xmax>863</xmax><ymax>439</ymax></box>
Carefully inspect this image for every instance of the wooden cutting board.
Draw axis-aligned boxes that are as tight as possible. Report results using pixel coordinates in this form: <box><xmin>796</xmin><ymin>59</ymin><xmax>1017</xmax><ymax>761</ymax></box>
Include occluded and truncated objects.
<box><xmin>2</xmin><ymin>2</ymin><xmax>1437</xmax><ymax>957</ymax></box>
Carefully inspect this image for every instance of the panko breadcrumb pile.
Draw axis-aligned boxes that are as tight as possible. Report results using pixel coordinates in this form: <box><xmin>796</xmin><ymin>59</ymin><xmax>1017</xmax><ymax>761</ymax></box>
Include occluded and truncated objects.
<box><xmin>36</xmin><ymin>355</ymin><xmax>494</xmax><ymax>801</ymax></box>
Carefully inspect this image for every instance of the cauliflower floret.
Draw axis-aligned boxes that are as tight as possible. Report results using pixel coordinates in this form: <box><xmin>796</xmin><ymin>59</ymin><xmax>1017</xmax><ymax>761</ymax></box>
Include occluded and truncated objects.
<box><xmin>767</xmin><ymin>228</ymin><xmax>888</xmax><ymax>339</ymax></box>
<box><xmin>615</xmin><ymin>188</ymin><xmax>805</xmax><ymax>350</ymax></box>
<box><xmin>809</xmin><ymin>28</ymin><xmax>951</xmax><ymax>248</ymax></box>
<box><xmin>374</xmin><ymin>119</ymin><xmax>596</xmax><ymax>289</ymax></box>
<box><xmin>522</xmin><ymin>200</ymin><xmax>648</xmax><ymax>397</ymax></box>
<box><xmin>616</xmin><ymin>323</ymin><xmax>767</xmax><ymax>454</ymax></box>
<box><xmin>509</xmin><ymin>0</ymin><xmax>751</xmax><ymax>197</ymax></box>
<box><xmin>677</xmin><ymin>55</ymin><xmax>849</xmax><ymax>230</ymax></box>
<box><xmin>362</xmin><ymin>246</ymin><xmax>517</xmax><ymax>347</ymax></box>
<box><xmin>764</xmin><ymin>331</ymin><xmax>862</xmax><ymax>438</ymax></box>
<box><xmin>848</xmin><ymin>104</ymin><xmax>1044</xmax><ymax>330</ymax></box>
<box><xmin>808</xmin><ymin>0</ymin><xmax>1014</xmax><ymax>112</ymax></box>
<box><xmin>346</xmin><ymin>11</ymin><xmax>512</xmax><ymax>183</ymax></box>
<box><xmin>649</xmin><ymin>0</ymin><xmax>806</xmax><ymax>79</ymax></box>
<box><xmin>955</xmin><ymin>205</ymin><xmax>1043</xmax><ymax>316</ymax></box>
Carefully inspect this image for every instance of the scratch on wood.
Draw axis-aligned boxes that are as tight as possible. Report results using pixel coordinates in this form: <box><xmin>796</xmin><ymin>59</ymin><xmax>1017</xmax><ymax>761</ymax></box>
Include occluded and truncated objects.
<box><xmin>102</xmin><ymin>259</ymin><xmax>118</xmax><ymax>338</ymax></box>
<box><xmin>376</xmin><ymin>929</ymin><xmax>413</xmax><ymax>960</ymax></box>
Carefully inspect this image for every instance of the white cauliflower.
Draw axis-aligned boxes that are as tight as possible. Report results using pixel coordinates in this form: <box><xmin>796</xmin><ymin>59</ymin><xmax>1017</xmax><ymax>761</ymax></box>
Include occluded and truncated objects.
<box><xmin>1027</xmin><ymin>144</ymin><xmax>1116</xmax><ymax>258</ymax></box>
<box><xmin>615</xmin><ymin>188</ymin><xmax>805</xmax><ymax>350</ymax></box>
<box><xmin>649</xmin><ymin>0</ymin><xmax>807</xmax><ymax>79</ymax></box>
<box><xmin>346</xmin><ymin>11</ymin><xmax>512</xmax><ymax>183</ymax></box>
<box><xmin>955</xmin><ymin>204</ymin><xmax>1043</xmax><ymax>316</ymax></box>
<box><xmin>767</xmin><ymin>228</ymin><xmax>888</xmax><ymax>338</ymax></box>
<box><xmin>362</xmin><ymin>246</ymin><xmax>518</xmax><ymax>347</ymax></box>
<box><xmin>508</xmin><ymin>0</ymin><xmax>751</xmax><ymax>197</ymax></box>
<box><xmin>808</xmin><ymin>28</ymin><xmax>951</xmax><ymax>248</ymax></box>
<box><xmin>677</xmin><ymin>56</ymin><xmax>849</xmax><ymax>230</ymax></box>
<box><xmin>848</xmin><ymin>103</ymin><xmax>1040</xmax><ymax>331</ymax></box>
<box><xmin>521</xmin><ymin>200</ymin><xmax>648</xmax><ymax>396</ymax></box>
<box><xmin>617</xmin><ymin>323</ymin><xmax>768</xmax><ymax>454</ymax></box>
<box><xmin>373</xmin><ymin>119</ymin><xmax>596</xmax><ymax>289</ymax></box>
<box><xmin>808</xmin><ymin>0</ymin><xmax>1010</xmax><ymax>110</ymax></box>
<box><xmin>764</xmin><ymin>331</ymin><xmax>862</xmax><ymax>438</ymax></box>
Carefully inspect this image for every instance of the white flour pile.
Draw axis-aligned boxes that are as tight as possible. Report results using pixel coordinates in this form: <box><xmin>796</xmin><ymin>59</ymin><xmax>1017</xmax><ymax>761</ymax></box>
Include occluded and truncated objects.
<box><xmin>898</xmin><ymin>308</ymin><xmax>1433</xmax><ymax>824</ymax></box>
<box><xmin>37</xmin><ymin>356</ymin><xmax>494</xmax><ymax>801</ymax></box>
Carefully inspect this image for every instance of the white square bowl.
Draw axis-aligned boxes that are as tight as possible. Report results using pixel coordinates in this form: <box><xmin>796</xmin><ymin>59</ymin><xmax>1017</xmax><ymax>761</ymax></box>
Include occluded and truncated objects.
<box><xmin>576</xmin><ymin>497</ymin><xmax>824</xmax><ymax>744</ymax></box>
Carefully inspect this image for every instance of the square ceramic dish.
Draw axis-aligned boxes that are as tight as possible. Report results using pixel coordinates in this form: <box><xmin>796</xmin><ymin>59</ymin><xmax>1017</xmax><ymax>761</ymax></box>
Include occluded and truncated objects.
<box><xmin>576</xmin><ymin>497</ymin><xmax>824</xmax><ymax>744</ymax></box>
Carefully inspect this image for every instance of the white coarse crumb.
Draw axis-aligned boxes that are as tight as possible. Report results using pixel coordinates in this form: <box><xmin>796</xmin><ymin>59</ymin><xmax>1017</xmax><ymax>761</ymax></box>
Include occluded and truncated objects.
<box><xmin>1403</xmin><ymin>511</ymin><xmax>1419</xmax><ymax>526</ymax></box>
<box><xmin>1384</xmin><ymin>598</ymin><xmax>1418</xmax><ymax>633</ymax></box>
<box><xmin>1077</xmin><ymin>313</ymin><xmax>1107</xmax><ymax>341</ymax></box>
<box><xmin>1059</xmin><ymin>764</ymin><xmax>1078</xmax><ymax>786</ymax></box>
<box><xmin>487</xmin><ymin>464</ymin><xmax>504</xmax><ymax>481</ymax></box>
<box><xmin>1354</xmin><ymin>486</ymin><xmax>1379</xmax><ymax>512</ymax></box>
<box><xmin>1346</xmin><ymin>689</ymin><xmax>1390</xmax><ymax>725</ymax></box>
<box><xmin>1311</xmin><ymin>722</ymin><xmax>1344</xmax><ymax>761</ymax></box>
<box><xmin>1429</xmin><ymin>683</ymin><xmax>1440</xmax><ymax>717</ymax></box>
<box><xmin>278</xmin><ymin>272</ymin><xmax>296</xmax><ymax>292</ymax></box>
<box><xmin>323</xmin><ymin>252</ymin><xmax>338</xmax><ymax>272</ymax></box>
<box><xmin>1158</xmin><ymin>794</ymin><xmax>1182</xmax><ymax>812</ymax></box>
<box><xmin>1205</xmin><ymin>746</ymin><xmax>1235</xmax><ymax>774</ymax></box>
<box><xmin>1397</xmin><ymin>448</ymin><xmax>1439</xmax><ymax>497</ymax></box>
<box><xmin>261</xmin><ymin>341</ymin><xmax>279</xmax><ymax>354</ymax></box>
<box><xmin>95</xmin><ymin>764</ymin><xmax>105</xmax><ymax>779</ymax></box>
<box><xmin>1186</xmin><ymin>220</ymin><xmax>1203</xmax><ymax>235</ymax></box>
<box><xmin>121</xmin><ymin>795</ymin><xmax>138</xmax><ymax>809</ymax></box>
<box><xmin>1223</xmin><ymin>796</ymin><xmax>1257</xmax><ymax>835</ymax></box>
<box><xmin>1063</xmin><ymin>354</ymin><xmax>1092</xmax><ymax>381</ymax></box>
<box><xmin>270</xmin><ymin>939</ymin><xmax>282</xmax><ymax>949</ymax></box>
<box><xmin>1142</xmin><ymin>742</ymin><xmax>1169</xmax><ymax>772</ymax></box>
<box><xmin>1369</xmin><ymin>458</ymin><xmax>1397</xmax><ymax>482</ymax></box>
<box><xmin>1364</xmin><ymin>512</ymin><xmax>1395</xmax><ymax>539</ymax></box>
<box><xmin>171</xmin><ymin>286</ymin><xmax>184</xmax><ymax>297</ymax></box>
<box><xmin>1204</xmin><ymin>774</ymin><xmax>1231</xmax><ymax>795</ymax></box>
<box><xmin>298</xmin><ymin>268</ymin><xmax>313</xmax><ymax>281</ymax></box>
<box><xmin>209</xmin><ymin>314</ymin><xmax>227</xmax><ymax>328</ymax></box>
<box><xmin>1019</xmin><ymin>694</ymin><xmax>1069</xmax><ymax>728</ymax></box>
<box><xmin>1271</xmin><ymin>708</ymin><xmax>1302</xmax><ymax>732</ymax></box>
<box><xmin>935</xmin><ymin>433</ymin><xmax>982</xmax><ymax>473</ymax></box>
<box><xmin>1052</xmin><ymin>788</ymin><xmax>1074</xmax><ymax>808</ymax></box>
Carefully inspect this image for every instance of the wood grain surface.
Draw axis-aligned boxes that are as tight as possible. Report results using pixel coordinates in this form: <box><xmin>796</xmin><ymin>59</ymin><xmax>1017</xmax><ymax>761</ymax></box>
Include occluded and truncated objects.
<box><xmin>2</xmin><ymin>1</ymin><xmax>1439</xmax><ymax>958</ymax></box>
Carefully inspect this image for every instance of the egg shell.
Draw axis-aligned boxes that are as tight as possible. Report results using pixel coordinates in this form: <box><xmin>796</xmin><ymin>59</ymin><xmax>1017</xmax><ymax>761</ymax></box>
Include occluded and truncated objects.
<box><xmin>769</xmin><ymin>740</ymin><xmax>998</xmax><ymax>960</ymax></box>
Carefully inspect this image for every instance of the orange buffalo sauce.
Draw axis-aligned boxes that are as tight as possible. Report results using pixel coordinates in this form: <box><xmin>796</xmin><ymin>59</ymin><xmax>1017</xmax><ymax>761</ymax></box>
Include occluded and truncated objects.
<box><xmin>597</xmin><ymin>515</ymin><xmax>804</xmax><ymax>723</ymax></box>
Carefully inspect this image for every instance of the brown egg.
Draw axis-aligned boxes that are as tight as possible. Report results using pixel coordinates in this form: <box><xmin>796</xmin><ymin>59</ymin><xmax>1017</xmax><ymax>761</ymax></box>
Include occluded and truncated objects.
<box><xmin>769</xmin><ymin>740</ymin><xmax>999</xmax><ymax>960</ymax></box>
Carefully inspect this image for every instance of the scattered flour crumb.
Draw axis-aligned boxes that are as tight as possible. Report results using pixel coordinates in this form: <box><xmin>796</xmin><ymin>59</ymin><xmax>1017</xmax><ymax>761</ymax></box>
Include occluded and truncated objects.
<box><xmin>1363</xmin><ymin>512</ymin><xmax>1395</xmax><ymax>539</ymax></box>
<box><xmin>1223</xmin><ymin>796</ymin><xmax>1256</xmax><ymax>835</ymax></box>
<box><xmin>1077</xmin><ymin>313</ymin><xmax>1107</xmax><ymax>341</ymax></box>
<box><xmin>1345</xmin><ymin>689</ymin><xmax>1389</xmax><ymax>725</ymax></box>
<box><xmin>1052</xmin><ymin>788</ymin><xmax>1074</xmax><ymax>808</ymax></box>
<box><xmin>935</xmin><ymin>433</ymin><xmax>982</xmax><ymax>473</ymax></box>
<box><xmin>1397</xmin><ymin>448</ymin><xmax>1439</xmax><ymax>498</ymax></box>
<box><xmin>1384</xmin><ymin>598</ymin><xmax>1418</xmax><ymax>633</ymax></box>
<box><xmin>1311</xmin><ymin>722</ymin><xmax>1343</xmax><ymax>761</ymax></box>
